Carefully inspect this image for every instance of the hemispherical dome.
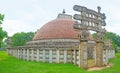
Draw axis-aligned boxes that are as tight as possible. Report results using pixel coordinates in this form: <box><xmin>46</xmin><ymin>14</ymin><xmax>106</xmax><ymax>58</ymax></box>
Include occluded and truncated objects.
<box><xmin>33</xmin><ymin>18</ymin><xmax>78</xmax><ymax>40</ymax></box>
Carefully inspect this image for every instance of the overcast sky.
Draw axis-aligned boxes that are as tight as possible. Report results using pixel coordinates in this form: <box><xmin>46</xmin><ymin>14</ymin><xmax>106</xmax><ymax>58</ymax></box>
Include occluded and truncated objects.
<box><xmin>0</xmin><ymin>0</ymin><xmax>120</xmax><ymax>36</ymax></box>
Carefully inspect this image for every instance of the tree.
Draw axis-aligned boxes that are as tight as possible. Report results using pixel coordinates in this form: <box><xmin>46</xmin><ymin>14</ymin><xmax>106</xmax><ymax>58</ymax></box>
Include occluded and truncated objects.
<box><xmin>0</xmin><ymin>14</ymin><xmax>7</xmax><ymax>48</ymax></box>
<box><xmin>12</xmin><ymin>32</ymin><xmax>35</xmax><ymax>47</ymax></box>
<box><xmin>104</xmin><ymin>32</ymin><xmax>120</xmax><ymax>52</ymax></box>
<box><xmin>93</xmin><ymin>32</ymin><xmax>120</xmax><ymax>52</ymax></box>
<box><xmin>0</xmin><ymin>14</ymin><xmax>4</xmax><ymax>24</ymax></box>
<box><xmin>0</xmin><ymin>28</ymin><xmax>7</xmax><ymax>47</ymax></box>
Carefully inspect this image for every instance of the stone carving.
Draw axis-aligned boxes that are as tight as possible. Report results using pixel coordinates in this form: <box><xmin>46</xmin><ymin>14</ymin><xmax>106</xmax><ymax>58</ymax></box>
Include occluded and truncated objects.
<box><xmin>73</xmin><ymin>5</ymin><xmax>107</xmax><ymax>68</ymax></box>
<box><xmin>78</xmin><ymin>30</ymin><xmax>89</xmax><ymax>41</ymax></box>
<box><xmin>73</xmin><ymin>5</ymin><xmax>106</xmax><ymax>34</ymax></box>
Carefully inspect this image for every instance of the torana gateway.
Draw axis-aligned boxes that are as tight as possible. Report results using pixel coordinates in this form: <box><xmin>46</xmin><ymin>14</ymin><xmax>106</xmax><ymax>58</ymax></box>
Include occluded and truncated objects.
<box><xmin>7</xmin><ymin>5</ymin><xmax>115</xmax><ymax>69</ymax></box>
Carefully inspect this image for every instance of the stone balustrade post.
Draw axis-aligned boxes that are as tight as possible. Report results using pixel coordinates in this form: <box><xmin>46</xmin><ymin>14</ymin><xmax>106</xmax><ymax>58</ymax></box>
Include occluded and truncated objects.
<box><xmin>56</xmin><ymin>49</ymin><xmax>60</xmax><ymax>63</ymax></box>
<box><xmin>64</xmin><ymin>49</ymin><xmax>67</xmax><ymax>63</ymax></box>
<box><xmin>49</xmin><ymin>49</ymin><xmax>52</xmax><ymax>63</ymax></box>
<box><xmin>36</xmin><ymin>49</ymin><xmax>40</xmax><ymax>62</ymax></box>
<box><xmin>42</xmin><ymin>49</ymin><xmax>46</xmax><ymax>62</ymax></box>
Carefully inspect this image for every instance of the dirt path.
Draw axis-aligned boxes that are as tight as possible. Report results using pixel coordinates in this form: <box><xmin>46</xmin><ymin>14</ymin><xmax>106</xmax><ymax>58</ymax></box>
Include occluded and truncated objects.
<box><xmin>87</xmin><ymin>63</ymin><xmax>113</xmax><ymax>71</ymax></box>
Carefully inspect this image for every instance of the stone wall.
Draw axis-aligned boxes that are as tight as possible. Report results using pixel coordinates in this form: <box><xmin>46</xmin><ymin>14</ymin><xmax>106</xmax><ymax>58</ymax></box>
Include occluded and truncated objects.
<box><xmin>7</xmin><ymin>46</ymin><xmax>76</xmax><ymax>64</ymax></box>
<box><xmin>7</xmin><ymin>39</ymin><xmax>115</xmax><ymax>68</ymax></box>
<box><xmin>7</xmin><ymin>45</ymin><xmax>115</xmax><ymax>68</ymax></box>
<box><xmin>0</xmin><ymin>48</ymin><xmax>6</xmax><ymax>51</ymax></box>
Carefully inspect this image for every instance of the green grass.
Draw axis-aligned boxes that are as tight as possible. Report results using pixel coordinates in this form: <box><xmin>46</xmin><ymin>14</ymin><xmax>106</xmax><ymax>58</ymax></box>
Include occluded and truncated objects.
<box><xmin>0</xmin><ymin>51</ymin><xmax>120</xmax><ymax>73</ymax></box>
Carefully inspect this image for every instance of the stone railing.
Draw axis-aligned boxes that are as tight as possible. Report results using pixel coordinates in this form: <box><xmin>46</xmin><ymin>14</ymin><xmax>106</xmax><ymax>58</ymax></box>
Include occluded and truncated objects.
<box><xmin>7</xmin><ymin>46</ymin><xmax>80</xmax><ymax>65</ymax></box>
<box><xmin>7</xmin><ymin>44</ymin><xmax>115</xmax><ymax>68</ymax></box>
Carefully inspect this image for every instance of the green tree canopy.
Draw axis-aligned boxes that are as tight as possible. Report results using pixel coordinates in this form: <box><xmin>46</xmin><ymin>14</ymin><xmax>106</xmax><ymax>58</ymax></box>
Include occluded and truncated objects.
<box><xmin>93</xmin><ymin>32</ymin><xmax>120</xmax><ymax>52</ymax></box>
<box><xmin>104</xmin><ymin>32</ymin><xmax>120</xmax><ymax>51</ymax></box>
<box><xmin>0</xmin><ymin>14</ymin><xmax>7</xmax><ymax>48</ymax></box>
<box><xmin>0</xmin><ymin>14</ymin><xmax>4</xmax><ymax>24</ymax></box>
<box><xmin>12</xmin><ymin>32</ymin><xmax>35</xmax><ymax>47</ymax></box>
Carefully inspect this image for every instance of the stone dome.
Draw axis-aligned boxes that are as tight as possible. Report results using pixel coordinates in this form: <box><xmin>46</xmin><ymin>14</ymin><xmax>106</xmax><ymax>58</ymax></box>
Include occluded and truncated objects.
<box><xmin>33</xmin><ymin>18</ymin><xmax>78</xmax><ymax>41</ymax></box>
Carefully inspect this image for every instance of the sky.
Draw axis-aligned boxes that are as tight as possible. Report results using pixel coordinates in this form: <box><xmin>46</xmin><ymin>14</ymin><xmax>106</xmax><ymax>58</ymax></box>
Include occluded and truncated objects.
<box><xmin>0</xmin><ymin>0</ymin><xmax>120</xmax><ymax>36</ymax></box>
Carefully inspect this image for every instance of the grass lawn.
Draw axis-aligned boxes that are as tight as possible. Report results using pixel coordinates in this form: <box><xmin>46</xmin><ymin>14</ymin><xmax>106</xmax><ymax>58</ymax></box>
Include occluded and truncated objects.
<box><xmin>0</xmin><ymin>51</ymin><xmax>120</xmax><ymax>73</ymax></box>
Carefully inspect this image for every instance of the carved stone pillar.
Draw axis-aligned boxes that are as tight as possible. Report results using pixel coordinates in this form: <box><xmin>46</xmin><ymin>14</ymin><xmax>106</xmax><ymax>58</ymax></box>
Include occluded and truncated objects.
<box><xmin>79</xmin><ymin>40</ymin><xmax>88</xmax><ymax>68</ymax></box>
<box><xmin>79</xmin><ymin>30</ymin><xmax>88</xmax><ymax>68</ymax></box>
<box><xmin>95</xmin><ymin>41</ymin><xmax>103</xmax><ymax>67</ymax></box>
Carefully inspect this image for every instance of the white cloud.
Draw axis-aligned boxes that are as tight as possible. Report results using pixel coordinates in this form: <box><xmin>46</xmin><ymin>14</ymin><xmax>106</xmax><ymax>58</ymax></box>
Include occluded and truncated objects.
<box><xmin>0</xmin><ymin>0</ymin><xmax>120</xmax><ymax>36</ymax></box>
<box><xmin>1</xmin><ymin>20</ymin><xmax>37</xmax><ymax>36</ymax></box>
<box><xmin>106</xmin><ymin>23</ymin><xmax>120</xmax><ymax>34</ymax></box>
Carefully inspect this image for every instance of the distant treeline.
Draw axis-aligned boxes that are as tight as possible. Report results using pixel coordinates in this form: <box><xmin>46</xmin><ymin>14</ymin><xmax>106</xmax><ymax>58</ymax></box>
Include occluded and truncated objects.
<box><xmin>93</xmin><ymin>32</ymin><xmax>120</xmax><ymax>52</ymax></box>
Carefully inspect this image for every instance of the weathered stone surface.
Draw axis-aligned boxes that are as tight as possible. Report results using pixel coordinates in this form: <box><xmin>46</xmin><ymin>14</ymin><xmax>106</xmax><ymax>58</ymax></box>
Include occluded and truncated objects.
<box><xmin>73</xmin><ymin>5</ymin><xmax>107</xmax><ymax>68</ymax></box>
